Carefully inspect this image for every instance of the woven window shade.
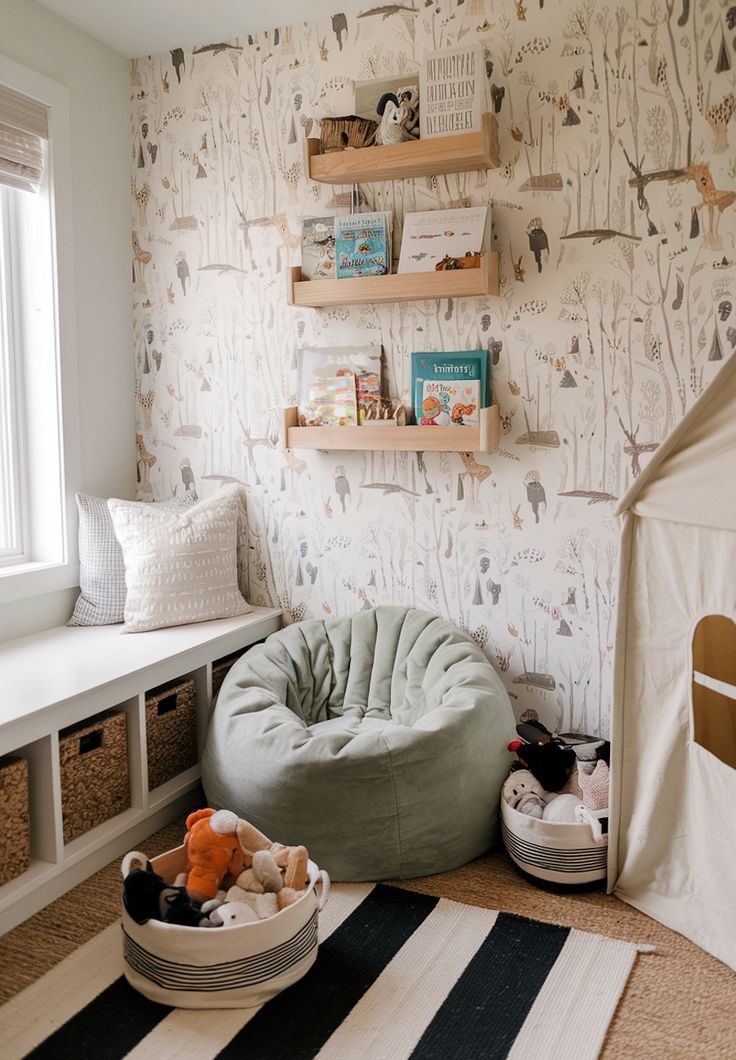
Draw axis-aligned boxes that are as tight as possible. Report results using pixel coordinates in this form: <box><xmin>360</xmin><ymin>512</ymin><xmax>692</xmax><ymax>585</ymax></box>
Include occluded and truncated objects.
<box><xmin>0</xmin><ymin>84</ymin><xmax>48</xmax><ymax>193</ymax></box>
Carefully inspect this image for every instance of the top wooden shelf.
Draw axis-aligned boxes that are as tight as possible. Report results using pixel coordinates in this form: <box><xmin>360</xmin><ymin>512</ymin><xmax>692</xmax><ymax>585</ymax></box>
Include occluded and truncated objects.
<box><xmin>307</xmin><ymin>113</ymin><xmax>500</xmax><ymax>185</ymax></box>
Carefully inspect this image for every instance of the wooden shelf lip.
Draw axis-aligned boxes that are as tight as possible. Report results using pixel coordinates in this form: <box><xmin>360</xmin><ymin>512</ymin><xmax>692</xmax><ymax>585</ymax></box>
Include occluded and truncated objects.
<box><xmin>287</xmin><ymin>252</ymin><xmax>498</xmax><ymax>309</ymax></box>
<box><xmin>281</xmin><ymin>405</ymin><xmax>500</xmax><ymax>453</ymax></box>
<box><xmin>307</xmin><ymin>113</ymin><xmax>500</xmax><ymax>184</ymax></box>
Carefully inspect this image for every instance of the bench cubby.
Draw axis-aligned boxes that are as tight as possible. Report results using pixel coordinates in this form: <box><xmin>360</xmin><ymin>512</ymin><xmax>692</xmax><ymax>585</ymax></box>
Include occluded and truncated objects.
<box><xmin>0</xmin><ymin>607</ymin><xmax>281</xmax><ymax>933</ymax></box>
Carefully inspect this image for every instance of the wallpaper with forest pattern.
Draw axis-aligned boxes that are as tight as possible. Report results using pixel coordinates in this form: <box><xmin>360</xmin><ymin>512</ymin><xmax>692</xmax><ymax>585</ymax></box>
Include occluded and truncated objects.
<box><xmin>131</xmin><ymin>0</ymin><xmax>735</xmax><ymax>737</ymax></box>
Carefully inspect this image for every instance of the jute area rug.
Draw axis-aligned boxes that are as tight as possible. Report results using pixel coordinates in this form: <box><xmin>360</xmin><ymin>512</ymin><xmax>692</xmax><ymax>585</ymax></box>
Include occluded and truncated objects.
<box><xmin>2</xmin><ymin>881</ymin><xmax>641</xmax><ymax>1060</ymax></box>
<box><xmin>0</xmin><ymin>820</ymin><xmax>734</xmax><ymax>1057</ymax></box>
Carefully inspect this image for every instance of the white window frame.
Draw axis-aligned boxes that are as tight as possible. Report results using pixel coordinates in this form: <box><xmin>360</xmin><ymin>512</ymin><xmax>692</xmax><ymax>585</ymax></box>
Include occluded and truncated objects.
<box><xmin>0</xmin><ymin>55</ymin><xmax>81</xmax><ymax>605</ymax></box>
<box><xmin>0</xmin><ymin>187</ymin><xmax>27</xmax><ymax>563</ymax></box>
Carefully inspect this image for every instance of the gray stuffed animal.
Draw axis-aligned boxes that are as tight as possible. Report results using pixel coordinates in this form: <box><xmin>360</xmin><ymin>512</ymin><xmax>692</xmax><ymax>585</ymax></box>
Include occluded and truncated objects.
<box><xmin>375</xmin><ymin>86</ymin><xmax>420</xmax><ymax>145</ymax></box>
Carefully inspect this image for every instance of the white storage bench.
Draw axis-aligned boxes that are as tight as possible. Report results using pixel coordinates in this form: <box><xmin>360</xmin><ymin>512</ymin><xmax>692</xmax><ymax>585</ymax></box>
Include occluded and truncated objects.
<box><xmin>0</xmin><ymin>607</ymin><xmax>281</xmax><ymax>934</ymax></box>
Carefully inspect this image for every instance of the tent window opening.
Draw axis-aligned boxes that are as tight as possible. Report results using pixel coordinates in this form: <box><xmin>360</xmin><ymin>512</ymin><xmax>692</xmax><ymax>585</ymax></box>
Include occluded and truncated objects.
<box><xmin>692</xmin><ymin>615</ymin><xmax>736</xmax><ymax>770</ymax></box>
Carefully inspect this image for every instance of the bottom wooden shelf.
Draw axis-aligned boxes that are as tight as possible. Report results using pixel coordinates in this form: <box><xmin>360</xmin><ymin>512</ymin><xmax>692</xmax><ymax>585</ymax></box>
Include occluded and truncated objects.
<box><xmin>280</xmin><ymin>405</ymin><xmax>500</xmax><ymax>453</ymax></box>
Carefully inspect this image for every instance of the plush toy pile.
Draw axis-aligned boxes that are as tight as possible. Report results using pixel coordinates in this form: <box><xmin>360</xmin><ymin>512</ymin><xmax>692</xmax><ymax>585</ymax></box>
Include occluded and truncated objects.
<box><xmin>122</xmin><ymin>808</ymin><xmax>311</xmax><ymax>929</ymax></box>
<box><xmin>503</xmin><ymin>720</ymin><xmax>610</xmax><ymax>842</ymax></box>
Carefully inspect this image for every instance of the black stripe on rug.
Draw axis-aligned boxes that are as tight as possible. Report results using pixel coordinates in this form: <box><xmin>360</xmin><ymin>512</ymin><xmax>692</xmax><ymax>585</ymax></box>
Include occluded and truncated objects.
<box><xmin>410</xmin><ymin>911</ymin><xmax>570</xmax><ymax>1060</ymax></box>
<box><xmin>25</xmin><ymin>975</ymin><xmax>171</xmax><ymax>1060</ymax></box>
<box><xmin>217</xmin><ymin>883</ymin><xmax>438</xmax><ymax>1060</ymax></box>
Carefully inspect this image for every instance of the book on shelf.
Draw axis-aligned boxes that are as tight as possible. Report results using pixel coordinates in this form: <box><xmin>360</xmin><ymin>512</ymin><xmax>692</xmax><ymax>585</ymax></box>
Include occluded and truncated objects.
<box><xmin>335</xmin><ymin>211</ymin><xmax>392</xmax><ymax>278</ymax></box>
<box><xmin>300</xmin><ymin>375</ymin><xmax>358</xmax><ymax>427</ymax></box>
<box><xmin>297</xmin><ymin>345</ymin><xmax>384</xmax><ymax>425</ymax></box>
<box><xmin>301</xmin><ymin>216</ymin><xmax>336</xmax><ymax>280</ymax></box>
<box><xmin>418</xmin><ymin>379</ymin><xmax>481</xmax><ymax>427</ymax></box>
<box><xmin>397</xmin><ymin>206</ymin><xmax>490</xmax><ymax>274</ymax></box>
<box><xmin>420</xmin><ymin>42</ymin><xmax>487</xmax><ymax>139</ymax></box>
<box><xmin>411</xmin><ymin>350</ymin><xmax>490</xmax><ymax>425</ymax></box>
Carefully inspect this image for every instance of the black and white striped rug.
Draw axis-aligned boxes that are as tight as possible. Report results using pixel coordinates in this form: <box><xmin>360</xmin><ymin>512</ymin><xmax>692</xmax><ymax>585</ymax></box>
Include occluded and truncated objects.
<box><xmin>1</xmin><ymin>883</ymin><xmax>642</xmax><ymax>1060</ymax></box>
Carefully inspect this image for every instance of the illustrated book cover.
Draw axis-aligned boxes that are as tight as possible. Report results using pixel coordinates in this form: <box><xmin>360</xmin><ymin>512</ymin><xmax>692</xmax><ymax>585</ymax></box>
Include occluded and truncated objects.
<box><xmin>301</xmin><ymin>216</ymin><xmax>336</xmax><ymax>280</ymax></box>
<box><xmin>297</xmin><ymin>345</ymin><xmax>383</xmax><ymax>425</ymax></box>
<box><xmin>397</xmin><ymin>207</ymin><xmax>490</xmax><ymax>274</ymax></box>
<box><xmin>335</xmin><ymin>212</ymin><xmax>392</xmax><ymax>278</ymax></box>
<box><xmin>300</xmin><ymin>375</ymin><xmax>358</xmax><ymax>427</ymax></box>
<box><xmin>418</xmin><ymin>379</ymin><xmax>481</xmax><ymax>427</ymax></box>
<box><xmin>411</xmin><ymin>350</ymin><xmax>489</xmax><ymax>424</ymax></box>
<box><xmin>420</xmin><ymin>43</ymin><xmax>487</xmax><ymax>139</ymax></box>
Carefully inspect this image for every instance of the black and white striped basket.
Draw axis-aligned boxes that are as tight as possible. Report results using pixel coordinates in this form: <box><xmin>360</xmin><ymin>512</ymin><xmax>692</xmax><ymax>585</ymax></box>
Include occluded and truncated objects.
<box><xmin>121</xmin><ymin>845</ymin><xmax>329</xmax><ymax>1009</ymax></box>
<box><xmin>501</xmin><ymin>799</ymin><xmax>608</xmax><ymax>886</ymax></box>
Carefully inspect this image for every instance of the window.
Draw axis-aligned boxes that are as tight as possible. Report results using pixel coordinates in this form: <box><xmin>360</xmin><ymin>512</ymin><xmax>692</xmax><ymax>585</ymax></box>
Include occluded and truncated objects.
<box><xmin>692</xmin><ymin>614</ymin><xmax>736</xmax><ymax>770</ymax></box>
<box><xmin>0</xmin><ymin>57</ymin><xmax>80</xmax><ymax>604</ymax></box>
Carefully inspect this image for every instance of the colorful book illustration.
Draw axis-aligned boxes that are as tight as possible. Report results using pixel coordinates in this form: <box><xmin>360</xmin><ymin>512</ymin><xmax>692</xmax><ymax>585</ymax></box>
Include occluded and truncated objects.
<box><xmin>398</xmin><ymin>207</ymin><xmax>490</xmax><ymax>274</ymax></box>
<box><xmin>297</xmin><ymin>345</ymin><xmax>383</xmax><ymax>426</ymax></box>
<box><xmin>411</xmin><ymin>350</ymin><xmax>490</xmax><ymax>424</ymax></box>
<box><xmin>419</xmin><ymin>380</ymin><xmax>480</xmax><ymax>427</ymax></box>
<box><xmin>335</xmin><ymin>212</ymin><xmax>392</xmax><ymax>278</ymax></box>
<box><xmin>301</xmin><ymin>216</ymin><xmax>336</xmax><ymax>280</ymax></box>
<box><xmin>301</xmin><ymin>374</ymin><xmax>358</xmax><ymax>427</ymax></box>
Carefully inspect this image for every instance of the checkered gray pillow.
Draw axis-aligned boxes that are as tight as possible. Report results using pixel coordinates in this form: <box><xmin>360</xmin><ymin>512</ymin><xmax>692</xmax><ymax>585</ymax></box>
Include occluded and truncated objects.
<box><xmin>68</xmin><ymin>492</ymin><xmax>202</xmax><ymax>626</ymax></box>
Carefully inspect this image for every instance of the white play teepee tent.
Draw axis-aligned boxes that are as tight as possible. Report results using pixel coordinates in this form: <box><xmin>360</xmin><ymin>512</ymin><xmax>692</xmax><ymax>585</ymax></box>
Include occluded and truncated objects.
<box><xmin>608</xmin><ymin>353</ymin><xmax>736</xmax><ymax>971</ymax></box>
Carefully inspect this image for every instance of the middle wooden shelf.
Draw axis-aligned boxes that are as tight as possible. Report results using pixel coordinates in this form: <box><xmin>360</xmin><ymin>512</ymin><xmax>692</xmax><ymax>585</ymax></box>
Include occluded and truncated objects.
<box><xmin>280</xmin><ymin>405</ymin><xmax>500</xmax><ymax>453</ymax></box>
<box><xmin>287</xmin><ymin>252</ymin><xmax>499</xmax><ymax>308</ymax></box>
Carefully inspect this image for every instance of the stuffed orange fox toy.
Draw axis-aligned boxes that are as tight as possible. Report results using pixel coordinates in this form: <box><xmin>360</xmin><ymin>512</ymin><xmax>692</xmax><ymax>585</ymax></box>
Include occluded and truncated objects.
<box><xmin>183</xmin><ymin>808</ymin><xmax>243</xmax><ymax>901</ymax></box>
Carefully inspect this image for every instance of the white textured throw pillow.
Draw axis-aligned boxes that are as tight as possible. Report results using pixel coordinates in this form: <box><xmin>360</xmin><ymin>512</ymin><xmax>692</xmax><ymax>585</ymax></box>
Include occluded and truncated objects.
<box><xmin>68</xmin><ymin>493</ymin><xmax>195</xmax><ymax>627</ymax></box>
<box><xmin>107</xmin><ymin>487</ymin><xmax>251</xmax><ymax>633</ymax></box>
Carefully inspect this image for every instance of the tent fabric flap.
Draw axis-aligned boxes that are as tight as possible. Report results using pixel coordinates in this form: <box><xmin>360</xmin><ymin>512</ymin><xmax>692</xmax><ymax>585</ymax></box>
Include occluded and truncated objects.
<box><xmin>611</xmin><ymin>516</ymin><xmax>736</xmax><ymax>971</ymax></box>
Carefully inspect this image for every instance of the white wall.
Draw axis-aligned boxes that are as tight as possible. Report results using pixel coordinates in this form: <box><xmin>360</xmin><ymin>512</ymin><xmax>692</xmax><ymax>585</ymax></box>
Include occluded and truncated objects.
<box><xmin>0</xmin><ymin>0</ymin><xmax>134</xmax><ymax>640</ymax></box>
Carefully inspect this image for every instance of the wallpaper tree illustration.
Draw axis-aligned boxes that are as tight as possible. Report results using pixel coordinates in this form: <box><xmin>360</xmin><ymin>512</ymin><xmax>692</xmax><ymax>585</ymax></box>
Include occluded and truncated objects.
<box><xmin>131</xmin><ymin>0</ymin><xmax>734</xmax><ymax>737</ymax></box>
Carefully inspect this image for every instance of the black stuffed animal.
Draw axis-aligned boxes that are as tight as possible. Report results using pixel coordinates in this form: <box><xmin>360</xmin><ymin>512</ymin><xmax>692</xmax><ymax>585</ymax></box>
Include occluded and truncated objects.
<box><xmin>123</xmin><ymin>865</ymin><xmax>205</xmax><ymax>927</ymax></box>
<box><xmin>508</xmin><ymin>720</ymin><xmax>577</xmax><ymax>792</ymax></box>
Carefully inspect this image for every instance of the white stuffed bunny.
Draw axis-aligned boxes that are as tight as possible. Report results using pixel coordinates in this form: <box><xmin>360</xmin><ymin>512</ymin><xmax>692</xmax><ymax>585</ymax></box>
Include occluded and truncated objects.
<box><xmin>502</xmin><ymin>770</ymin><xmax>547</xmax><ymax>818</ymax></box>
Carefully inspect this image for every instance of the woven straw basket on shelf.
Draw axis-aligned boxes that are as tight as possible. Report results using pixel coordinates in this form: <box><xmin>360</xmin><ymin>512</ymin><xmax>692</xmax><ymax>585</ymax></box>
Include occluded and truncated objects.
<box><xmin>146</xmin><ymin>678</ymin><xmax>197</xmax><ymax>791</ymax></box>
<box><xmin>0</xmin><ymin>756</ymin><xmax>31</xmax><ymax>885</ymax></box>
<box><xmin>60</xmin><ymin>710</ymin><xmax>129</xmax><ymax>844</ymax></box>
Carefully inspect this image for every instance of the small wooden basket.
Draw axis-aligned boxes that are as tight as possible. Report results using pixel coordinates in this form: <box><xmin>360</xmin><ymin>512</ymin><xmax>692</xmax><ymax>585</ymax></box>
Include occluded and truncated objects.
<box><xmin>60</xmin><ymin>711</ymin><xmax>130</xmax><ymax>844</ymax></box>
<box><xmin>0</xmin><ymin>756</ymin><xmax>31</xmax><ymax>886</ymax></box>
<box><xmin>319</xmin><ymin>115</ymin><xmax>377</xmax><ymax>152</ymax></box>
<box><xmin>146</xmin><ymin>678</ymin><xmax>198</xmax><ymax>791</ymax></box>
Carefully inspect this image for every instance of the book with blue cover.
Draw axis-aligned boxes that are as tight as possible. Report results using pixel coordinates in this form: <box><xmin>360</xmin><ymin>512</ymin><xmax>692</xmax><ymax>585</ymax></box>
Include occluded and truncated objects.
<box><xmin>411</xmin><ymin>350</ymin><xmax>489</xmax><ymax>424</ymax></box>
<box><xmin>335</xmin><ymin>211</ymin><xmax>392</xmax><ymax>278</ymax></box>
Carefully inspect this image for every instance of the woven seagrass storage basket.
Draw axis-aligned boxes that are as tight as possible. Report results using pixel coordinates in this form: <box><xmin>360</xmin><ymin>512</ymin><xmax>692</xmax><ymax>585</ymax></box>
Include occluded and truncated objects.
<box><xmin>0</xmin><ymin>756</ymin><xmax>31</xmax><ymax>886</ymax></box>
<box><xmin>60</xmin><ymin>710</ymin><xmax>130</xmax><ymax>844</ymax></box>
<box><xmin>146</xmin><ymin>678</ymin><xmax>198</xmax><ymax>791</ymax></box>
<box><xmin>211</xmin><ymin>652</ymin><xmax>241</xmax><ymax>701</ymax></box>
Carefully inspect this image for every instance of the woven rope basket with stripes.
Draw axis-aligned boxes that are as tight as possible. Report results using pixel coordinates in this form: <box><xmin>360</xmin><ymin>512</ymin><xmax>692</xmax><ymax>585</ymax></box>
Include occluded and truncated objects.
<box><xmin>501</xmin><ymin>799</ymin><xmax>608</xmax><ymax>886</ymax></box>
<box><xmin>122</xmin><ymin>844</ymin><xmax>330</xmax><ymax>1009</ymax></box>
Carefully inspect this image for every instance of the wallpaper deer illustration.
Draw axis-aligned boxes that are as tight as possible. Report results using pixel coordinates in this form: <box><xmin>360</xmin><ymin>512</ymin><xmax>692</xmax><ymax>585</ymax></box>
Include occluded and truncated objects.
<box><xmin>131</xmin><ymin>0</ymin><xmax>734</xmax><ymax>737</ymax></box>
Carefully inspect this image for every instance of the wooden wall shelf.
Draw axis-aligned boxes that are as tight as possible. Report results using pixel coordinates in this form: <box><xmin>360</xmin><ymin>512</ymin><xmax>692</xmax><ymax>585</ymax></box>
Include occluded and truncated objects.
<box><xmin>287</xmin><ymin>253</ymin><xmax>498</xmax><ymax>309</ymax></box>
<box><xmin>280</xmin><ymin>405</ymin><xmax>500</xmax><ymax>454</ymax></box>
<box><xmin>307</xmin><ymin>113</ymin><xmax>500</xmax><ymax>184</ymax></box>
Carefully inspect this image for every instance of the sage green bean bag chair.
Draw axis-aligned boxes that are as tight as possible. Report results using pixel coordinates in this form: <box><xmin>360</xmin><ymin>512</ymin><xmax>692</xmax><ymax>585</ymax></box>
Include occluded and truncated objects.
<box><xmin>202</xmin><ymin>606</ymin><xmax>516</xmax><ymax>881</ymax></box>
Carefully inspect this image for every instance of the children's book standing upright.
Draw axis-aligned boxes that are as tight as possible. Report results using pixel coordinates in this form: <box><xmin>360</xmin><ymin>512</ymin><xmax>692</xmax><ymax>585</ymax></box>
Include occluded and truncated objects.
<box><xmin>411</xmin><ymin>350</ymin><xmax>489</xmax><ymax>424</ymax></box>
<box><xmin>335</xmin><ymin>212</ymin><xmax>392</xmax><ymax>278</ymax></box>
<box><xmin>301</xmin><ymin>216</ymin><xmax>336</xmax><ymax>279</ymax></box>
<box><xmin>419</xmin><ymin>379</ymin><xmax>481</xmax><ymax>426</ymax></box>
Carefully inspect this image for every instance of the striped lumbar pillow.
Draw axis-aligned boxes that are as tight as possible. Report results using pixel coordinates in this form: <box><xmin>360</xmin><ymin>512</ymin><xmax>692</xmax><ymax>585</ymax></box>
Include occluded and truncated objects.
<box><xmin>108</xmin><ymin>486</ymin><xmax>251</xmax><ymax>633</ymax></box>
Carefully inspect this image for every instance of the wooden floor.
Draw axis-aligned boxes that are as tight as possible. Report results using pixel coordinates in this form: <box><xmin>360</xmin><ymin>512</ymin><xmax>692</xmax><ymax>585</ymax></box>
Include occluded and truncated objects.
<box><xmin>0</xmin><ymin>818</ymin><xmax>733</xmax><ymax>1058</ymax></box>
